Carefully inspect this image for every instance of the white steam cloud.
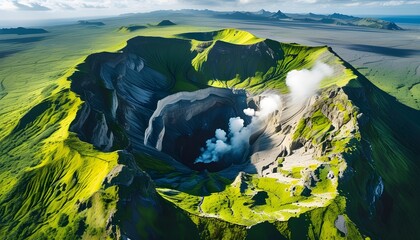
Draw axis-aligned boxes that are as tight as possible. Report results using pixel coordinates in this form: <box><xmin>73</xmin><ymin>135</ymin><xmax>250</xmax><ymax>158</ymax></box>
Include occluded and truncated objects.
<box><xmin>195</xmin><ymin>62</ymin><xmax>332</xmax><ymax>164</ymax></box>
<box><xmin>195</xmin><ymin>94</ymin><xmax>281</xmax><ymax>164</ymax></box>
<box><xmin>286</xmin><ymin>62</ymin><xmax>333</xmax><ymax>102</ymax></box>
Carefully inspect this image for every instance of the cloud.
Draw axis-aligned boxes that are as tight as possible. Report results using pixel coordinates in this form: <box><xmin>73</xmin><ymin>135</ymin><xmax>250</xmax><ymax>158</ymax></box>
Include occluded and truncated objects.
<box><xmin>113</xmin><ymin>2</ymin><xmax>129</xmax><ymax>8</ymax></box>
<box><xmin>81</xmin><ymin>3</ymin><xmax>106</xmax><ymax>9</ymax></box>
<box><xmin>382</xmin><ymin>1</ymin><xmax>405</xmax><ymax>6</ymax></box>
<box><xmin>177</xmin><ymin>0</ymin><xmax>236</xmax><ymax>7</ymax></box>
<box><xmin>345</xmin><ymin>2</ymin><xmax>361</xmax><ymax>7</ymax></box>
<box><xmin>0</xmin><ymin>0</ymin><xmax>418</xmax><ymax>17</ymax></box>
<box><xmin>0</xmin><ymin>1</ymin><xmax>16</xmax><ymax>10</ymax></box>
<box><xmin>0</xmin><ymin>0</ymin><xmax>184</xmax><ymax>11</ymax></box>
<box><xmin>56</xmin><ymin>3</ymin><xmax>75</xmax><ymax>10</ymax></box>
<box><xmin>296</xmin><ymin>0</ymin><xmax>318</xmax><ymax>3</ymax></box>
<box><xmin>12</xmin><ymin>0</ymin><xmax>50</xmax><ymax>11</ymax></box>
<box><xmin>322</xmin><ymin>0</ymin><xmax>420</xmax><ymax>7</ymax></box>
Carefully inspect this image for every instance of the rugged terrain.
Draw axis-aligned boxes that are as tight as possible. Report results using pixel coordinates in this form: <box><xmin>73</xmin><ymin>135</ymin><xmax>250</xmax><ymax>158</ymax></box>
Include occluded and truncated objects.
<box><xmin>206</xmin><ymin>10</ymin><xmax>402</xmax><ymax>30</ymax></box>
<box><xmin>0</xmin><ymin>26</ymin><xmax>419</xmax><ymax>240</ymax></box>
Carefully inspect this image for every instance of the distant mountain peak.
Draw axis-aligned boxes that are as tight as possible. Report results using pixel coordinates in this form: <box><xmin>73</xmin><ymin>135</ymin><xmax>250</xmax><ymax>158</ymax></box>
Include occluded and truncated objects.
<box><xmin>255</xmin><ymin>9</ymin><xmax>272</xmax><ymax>16</ymax></box>
<box><xmin>271</xmin><ymin>10</ymin><xmax>288</xmax><ymax>19</ymax></box>
<box><xmin>157</xmin><ymin>20</ymin><xmax>176</xmax><ymax>26</ymax></box>
<box><xmin>329</xmin><ymin>13</ymin><xmax>357</xmax><ymax>20</ymax></box>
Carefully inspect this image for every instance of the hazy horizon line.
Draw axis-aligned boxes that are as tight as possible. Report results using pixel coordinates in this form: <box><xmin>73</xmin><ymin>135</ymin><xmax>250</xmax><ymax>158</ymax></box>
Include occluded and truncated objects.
<box><xmin>1</xmin><ymin>8</ymin><xmax>419</xmax><ymax>28</ymax></box>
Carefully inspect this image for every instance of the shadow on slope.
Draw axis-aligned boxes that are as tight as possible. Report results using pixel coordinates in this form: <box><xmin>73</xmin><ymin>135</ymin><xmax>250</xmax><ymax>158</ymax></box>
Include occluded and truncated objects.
<box><xmin>334</xmin><ymin>48</ymin><xmax>420</xmax><ymax>239</ymax></box>
<box><xmin>0</xmin><ymin>36</ymin><xmax>47</xmax><ymax>44</ymax></box>
<box><xmin>0</xmin><ymin>50</ymin><xmax>21</xmax><ymax>59</ymax></box>
<box><xmin>346</xmin><ymin>44</ymin><xmax>420</xmax><ymax>57</ymax></box>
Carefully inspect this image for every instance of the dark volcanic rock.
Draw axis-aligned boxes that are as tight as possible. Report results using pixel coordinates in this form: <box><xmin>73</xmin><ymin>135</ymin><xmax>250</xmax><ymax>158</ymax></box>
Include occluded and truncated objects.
<box><xmin>104</xmin><ymin>151</ymin><xmax>199</xmax><ymax>239</ymax></box>
<box><xmin>70</xmin><ymin>52</ymin><xmax>169</xmax><ymax>151</ymax></box>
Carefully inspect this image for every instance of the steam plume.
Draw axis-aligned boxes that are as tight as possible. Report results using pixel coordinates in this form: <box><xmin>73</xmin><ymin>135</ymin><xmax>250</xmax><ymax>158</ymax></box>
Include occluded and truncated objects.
<box><xmin>286</xmin><ymin>62</ymin><xmax>333</xmax><ymax>103</ymax></box>
<box><xmin>195</xmin><ymin>62</ymin><xmax>332</xmax><ymax>164</ymax></box>
<box><xmin>195</xmin><ymin>94</ymin><xmax>281</xmax><ymax>164</ymax></box>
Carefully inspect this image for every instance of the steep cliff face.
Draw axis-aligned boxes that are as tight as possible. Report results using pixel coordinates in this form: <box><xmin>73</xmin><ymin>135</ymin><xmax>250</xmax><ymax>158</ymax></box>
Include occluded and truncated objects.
<box><xmin>103</xmin><ymin>151</ymin><xmax>199</xmax><ymax>239</ymax></box>
<box><xmin>339</xmin><ymin>74</ymin><xmax>420</xmax><ymax>240</ymax></box>
<box><xmin>197</xmin><ymin>40</ymin><xmax>282</xmax><ymax>80</ymax></box>
<box><xmin>70</xmin><ymin>52</ymin><xmax>170</xmax><ymax>151</ymax></box>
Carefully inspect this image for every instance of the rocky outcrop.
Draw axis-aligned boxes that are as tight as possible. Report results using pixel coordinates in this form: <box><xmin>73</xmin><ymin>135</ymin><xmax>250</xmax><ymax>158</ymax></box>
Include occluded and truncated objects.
<box><xmin>70</xmin><ymin>52</ymin><xmax>170</xmax><ymax>151</ymax></box>
<box><xmin>249</xmin><ymin>87</ymin><xmax>360</xmax><ymax>203</ymax></box>
<box><xmin>104</xmin><ymin>151</ymin><xmax>160</xmax><ymax>239</ymax></box>
<box><xmin>104</xmin><ymin>151</ymin><xmax>198</xmax><ymax>239</ymax></box>
<box><xmin>335</xmin><ymin>215</ymin><xmax>348</xmax><ymax>236</ymax></box>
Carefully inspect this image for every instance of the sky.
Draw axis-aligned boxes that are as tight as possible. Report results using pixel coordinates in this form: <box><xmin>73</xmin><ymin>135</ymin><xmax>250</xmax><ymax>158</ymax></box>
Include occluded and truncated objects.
<box><xmin>0</xmin><ymin>0</ymin><xmax>419</xmax><ymax>26</ymax></box>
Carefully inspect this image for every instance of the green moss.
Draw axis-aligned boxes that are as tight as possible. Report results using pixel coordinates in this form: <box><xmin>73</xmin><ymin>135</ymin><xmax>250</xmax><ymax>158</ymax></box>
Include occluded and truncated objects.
<box><xmin>177</xmin><ymin>28</ymin><xmax>263</xmax><ymax>45</ymax></box>
<box><xmin>305</xmin><ymin>197</ymin><xmax>364</xmax><ymax>240</ymax></box>
<box><xmin>293</xmin><ymin>109</ymin><xmax>332</xmax><ymax>144</ymax></box>
<box><xmin>159</xmin><ymin>170</ymin><xmax>339</xmax><ymax>227</ymax></box>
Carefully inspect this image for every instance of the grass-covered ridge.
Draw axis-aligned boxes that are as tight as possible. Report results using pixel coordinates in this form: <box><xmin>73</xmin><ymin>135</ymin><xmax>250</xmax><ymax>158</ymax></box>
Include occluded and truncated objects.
<box><xmin>177</xmin><ymin>28</ymin><xmax>263</xmax><ymax>45</ymax></box>
<box><xmin>120</xmin><ymin>29</ymin><xmax>355</xmax><ymax>94</ymax></box>
<box><xmin>0</xmin><ymin>80</ymin><xmax>120</xmax><ymax>238</ymax></box>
